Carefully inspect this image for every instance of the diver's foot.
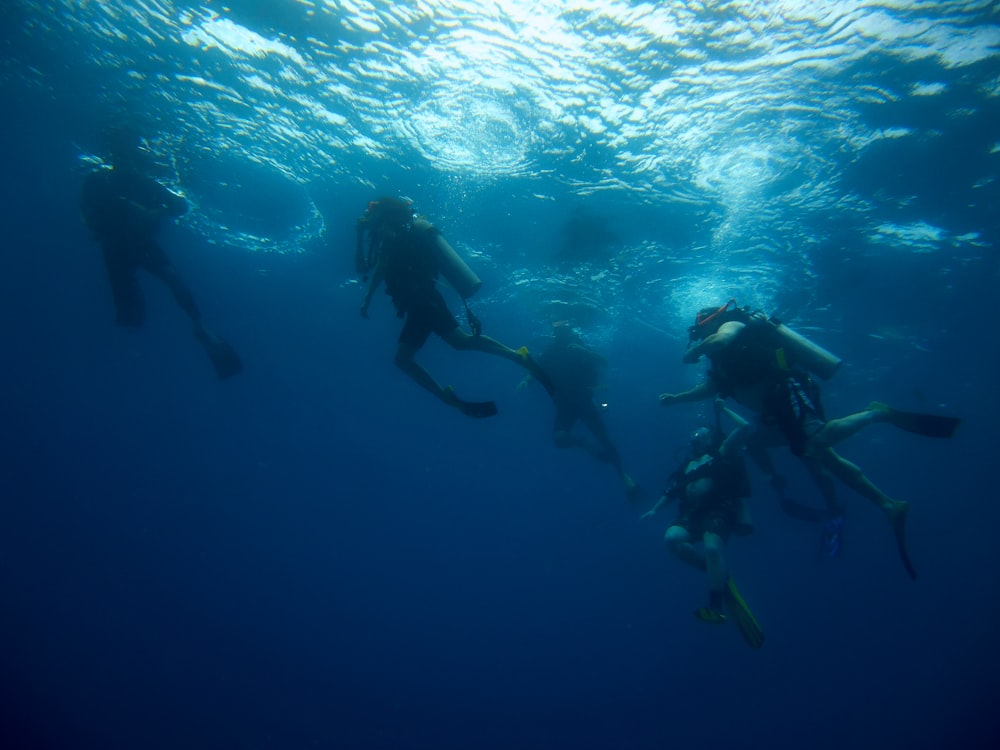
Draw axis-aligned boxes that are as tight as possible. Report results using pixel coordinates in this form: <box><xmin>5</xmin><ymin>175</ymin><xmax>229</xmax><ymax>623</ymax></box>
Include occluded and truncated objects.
<box><xmin>695</xmin><ymin>607</ymin><xmax>727</xmax><ymax>625</ymax></box>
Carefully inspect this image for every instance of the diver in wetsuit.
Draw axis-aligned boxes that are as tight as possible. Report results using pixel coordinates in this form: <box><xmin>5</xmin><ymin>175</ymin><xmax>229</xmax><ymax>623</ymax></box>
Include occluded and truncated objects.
<box><xmin>659</xmin><ymin>301</ymin><xmax>960</xmax><ymax>581</ymax></box>
<box><xmin>79</xmin><ymin>127</ymin><xmax>242</xmax><ymax>379</ymax></box>
<box><xmin>519</xmin><ymin>321</ymin><xmax>643</xmax><ymax>504</ymax></box>
<box><xmin>643</xmin><ymin>398</ymin><xmax>764</xmax><ymax>648</ymax></box>
<box><xmin>357</xmin><ymin>196</ymin><xmax>552</xmax><ymax>418</ymax></box>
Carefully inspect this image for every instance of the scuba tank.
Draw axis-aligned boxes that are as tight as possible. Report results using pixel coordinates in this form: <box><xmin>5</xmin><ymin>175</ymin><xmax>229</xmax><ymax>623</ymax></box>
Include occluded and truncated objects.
<box><xmin>768</xmin><ymin>318</ymin><xmax>842</xmax><ymax>380</ymax></box>
<box><xmin>355</xmin><ymin>204</ymin><xmax>482</xmax><ymax>299</ymax></box>
<box><xmin>429</xmin><ymin>226</ymin><xmax>482</xmax><ymax>299</ymax></box>
<box><xmin>692</xmin><ymin>299</ymin><xmax>842</xmax><ymax>381</ymax></box>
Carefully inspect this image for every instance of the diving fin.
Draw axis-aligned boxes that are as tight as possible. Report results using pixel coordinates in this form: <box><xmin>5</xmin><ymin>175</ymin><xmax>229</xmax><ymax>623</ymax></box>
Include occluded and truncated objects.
<box><xmin>208</xmin><ymin>339</ymin><xmax>243</xmax><ymax>380</ymax></box>
<box><xmin>195</xmin><ymin>326</ymin><xmax>243</xmax><ymax>380</ymax></box>
<box><xmin>457</xmin><ymin>399</ymin><xmax>499</xmax><ymax>418</ymax></box>
<box><xmin>724</xmin><ymin>579</ymin><xmax>765</xmax><ymax>649</ymax></box>
<box><xmin>870</xmin><ymin>402</ymin><xmax>961</xmax><ymax>439</ymax></box>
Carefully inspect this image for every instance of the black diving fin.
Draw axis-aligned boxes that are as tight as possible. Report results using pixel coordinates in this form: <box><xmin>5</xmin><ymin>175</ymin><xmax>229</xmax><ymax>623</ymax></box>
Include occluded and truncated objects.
<box><xmin>195</xmin><ymin>326</ymin><xmax>243</xmax><ymax>380</ymax></box>
<box><xmin>208</xmin><ymin>339</ymin><xmax>243</xmax><ymax>380</ymax></box>
<box><xmin>870</xmin><ymin>402</ymin><xmax>961</xmax><ymax>439</ymax></box>
<box><xmin>457</xmin><ymin>399</ymin><xmax>499</xmax><ymax>418</ymax></box>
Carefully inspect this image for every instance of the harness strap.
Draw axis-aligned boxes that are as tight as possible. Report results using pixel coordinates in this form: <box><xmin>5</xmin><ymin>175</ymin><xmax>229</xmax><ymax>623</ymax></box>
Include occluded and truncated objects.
<box><xmin>463</xmin><ymin>299</ymin><xmax>482</xmax><ymax>337</ymax></box>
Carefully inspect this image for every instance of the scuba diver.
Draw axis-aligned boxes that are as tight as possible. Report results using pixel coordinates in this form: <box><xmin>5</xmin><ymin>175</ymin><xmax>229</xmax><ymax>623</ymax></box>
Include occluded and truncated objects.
<box><xmin>79</xmin><ymin>126</ymin><xmax>243</xmax><ymax>380</ymax></box>
<box><xmin>518</xmin><ymin>321</ymin><xmax>644</xmax><ymax>504</ymax></box>
<box><xmin>658</xmin><ymin>299</ymin><xmax>962</xmax><ymax>581</ymax></box>
<box><xmin>357</xmin><ymin>196</ymin><xmax>553</xmax><ymax>418</ymax></box>
<box><xmin>642</xmin><ymin>398</ymin><xmax>764</xmax><ymax>649</ymax></box>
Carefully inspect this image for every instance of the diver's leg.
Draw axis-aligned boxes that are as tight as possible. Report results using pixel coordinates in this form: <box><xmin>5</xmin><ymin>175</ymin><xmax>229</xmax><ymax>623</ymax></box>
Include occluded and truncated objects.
<box><xmin>579</xmin><ymin>403</ymin><xmax>640</xmax><ymax>498</ymax></box>
<box><xmin>102</xmin><ymin>246</ymin><xmax>145</xmax><ymax>327</ymax></box>
<box><xmin>579</xmin><ymin>403</ymin><xmax>619</xmax><ymax>465</ymax></box>
<box><xmin>394</xmin><ymin>340</ymin><xmax>458</xmax><ymax>407</ymax></box>
<box><xmin>820</xmin><ymin>447</ymin><xmax>914</xmax><ymax>579</ymax></box>
<box><xmin>445</xmin><ymin>327</ymin><xmax>523</xmax><ymax>364</ymax></box>
<box><xmin>703</xmin><ymin>532</ymin><xmax>727</xmax><ymax>590</ymax></box>
<box><xmin>552</xmin><ymin>410</ymin><xmax>578</xmax><ymax>450</ymax></box>
<box><xmin>820</xmin><ymin>448</ymin><xmax>896</xmax><ymax>512</ymax></box>
<box><xmin>444</xmin><ymin>327</ymin><xmax>554</xmax><ymax>395</ymax></box>
<box><xmin>665</xmin><ymin>525</ymin><xmax>706</xmax><ymax>572</ymax></box>
<box><xmin>746</xmin><ymin>433</ymin><xmax>784</xmax><ymax>491</ymax></box>
<box><xmin>553</xmin><ymin>404</ymin><xmax>610</xmax><ymax>461</ymax></box>
<box><xmin>145</xmin><ymin>250</ymin><xmax>201</xmax><ymax>322</ymax></box>
<box><xmin>811</xmin><ymin>406</ymin><xmax>887</xmax><ymax>449</ymax></box>
<box><xmin>147</xmin><ymin>251</ymin><xmax>242</xmax><ymax>378</ymax></box>
<box><xmin>553</xmin><ymin>413</ymin><xmax>615</xmax><ymax>467</ymax></box>
<box><xmin>703</xmin><ymin>532</ymin><xmax>728</xmax><ymax>612</ymax></box>
<box><xmin>800</xmin><ymin>453</ymin><xmax>845</xmax><ymax>517</ymax></box>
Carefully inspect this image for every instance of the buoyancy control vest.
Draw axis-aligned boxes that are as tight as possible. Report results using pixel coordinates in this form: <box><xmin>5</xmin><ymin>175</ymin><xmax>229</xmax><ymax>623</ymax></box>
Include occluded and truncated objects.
<box><xmin>708</xmin><ymin>314</ymin><xmax>793</xmax><ymax>395</ymax></box>
<box><xmin>380</xmin><ymin>223</ymin><xmax>442</xmax><ymax>312</ymax></box>
<box><xmin>666</xmin><ymin>449</ymin><xmax>752</xmax><ymax>503</ymax></box>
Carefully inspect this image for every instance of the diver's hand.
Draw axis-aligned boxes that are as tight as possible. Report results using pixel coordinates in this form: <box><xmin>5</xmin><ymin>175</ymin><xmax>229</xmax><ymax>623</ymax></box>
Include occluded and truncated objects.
<box><xmin>359</xmin><ymin>303</ymin><xmax>369</xmax><ymax>319</ymax></box>
<box><xmin>641</xmin><ymin>497</ymin><xmax>667</xmax><ymax>520</ymax></box>
<box><xmin>515</xmin><ymin>376</ymin><xmax>531</xmax><ymax>393</ymax></box>
<box><xmin>659</xmin><ymin>393</ymin><xmax>677</xmax><ymax>406</ymax></box>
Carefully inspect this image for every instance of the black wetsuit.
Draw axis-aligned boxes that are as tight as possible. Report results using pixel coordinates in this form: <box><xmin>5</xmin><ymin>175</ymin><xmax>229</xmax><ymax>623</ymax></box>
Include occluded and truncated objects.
<box><xmin>378</xmin><ymin>222</ymin><xmax>458</xmax><ymax>348</ymax></box>
<box><xmin>670</xmin><ymin>449</ymin><xmax>751</xmax><ymax>539</ymax></box>
<box><xmin>80</xmin><ymin>167</ymin><xmax>190</xmax><ymax>327</ymax></box>
<box><xmin>537</xmin><ymin>337</ymin><xmax>618</xmax><ymax>456</ymax></box>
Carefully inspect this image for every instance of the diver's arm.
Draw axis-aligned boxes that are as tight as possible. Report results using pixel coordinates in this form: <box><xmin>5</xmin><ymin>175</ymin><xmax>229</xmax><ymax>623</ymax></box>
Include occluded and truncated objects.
<box><xmin>717</xmin><ymin>399</ymin><xmax>752</xmax><ymax>458</ymax></box>
<box><xmin>640</xmin><ymin>494</ymin><xmax>669</xmax><ymax>520</ymax></box>
<box><xmin>140</xmin><ymin>178</ymin><xmax>189</xmax><ymax>219</ymax></box>
<box><xmin>683</xmin><ymin>321</ymin><xmax>746</xmax><ymax>363</ymax></box>
<box><xmin>158</xmin><ymin>187</ymin><xmax>189</xmax><ymax>218</ymax></box>
<box><xmin>360</xmin><ymin>260</ymin><xmax>385</xmax><ymax>318</ymax></box>
<box><xmin>659</xmin><ymin>380</ymin><xmax>718</xmax><ymax>406</ymax></box>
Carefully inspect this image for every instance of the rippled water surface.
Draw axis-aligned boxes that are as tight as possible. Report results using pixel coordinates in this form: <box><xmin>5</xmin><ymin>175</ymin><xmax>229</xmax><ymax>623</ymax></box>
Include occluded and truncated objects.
<box><xmin>6</xmin><ymin>1</ymin><xmax>997</xmax><ymax>335</ymax></box>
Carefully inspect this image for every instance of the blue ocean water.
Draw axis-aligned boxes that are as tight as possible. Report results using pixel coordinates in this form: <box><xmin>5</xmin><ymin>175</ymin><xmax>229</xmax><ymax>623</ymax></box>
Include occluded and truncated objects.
<box><xmin>1</xmin><ymin>1</ymin><xmax>998</xmax><ymax>748</ymax></box>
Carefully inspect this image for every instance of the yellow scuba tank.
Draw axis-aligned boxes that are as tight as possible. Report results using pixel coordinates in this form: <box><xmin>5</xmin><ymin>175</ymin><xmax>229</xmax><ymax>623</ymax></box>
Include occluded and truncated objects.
<box><xmin>769</xmin><ymin>319</ymin><xmax>842</xmax><ymax>380</ymax></box>
<box><xmin>414</xmin><ymin>218</ymin><xmax>483</xmax><ymax>299</ymax></box>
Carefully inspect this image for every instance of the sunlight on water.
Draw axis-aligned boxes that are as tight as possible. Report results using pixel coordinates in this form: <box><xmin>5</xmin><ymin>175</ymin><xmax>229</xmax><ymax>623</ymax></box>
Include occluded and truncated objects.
<box><xmin>7</xmin><ymin>0</ymin><xmax>999</xmax><ymax>331</ymax></box>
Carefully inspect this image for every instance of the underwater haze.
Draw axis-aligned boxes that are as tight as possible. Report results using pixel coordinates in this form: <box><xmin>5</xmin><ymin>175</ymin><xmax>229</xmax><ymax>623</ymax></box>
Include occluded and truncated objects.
<box><xmin>1</xmin><ymin>1</ymin><xmax>998</xmax><ymax>748</ymax></box>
